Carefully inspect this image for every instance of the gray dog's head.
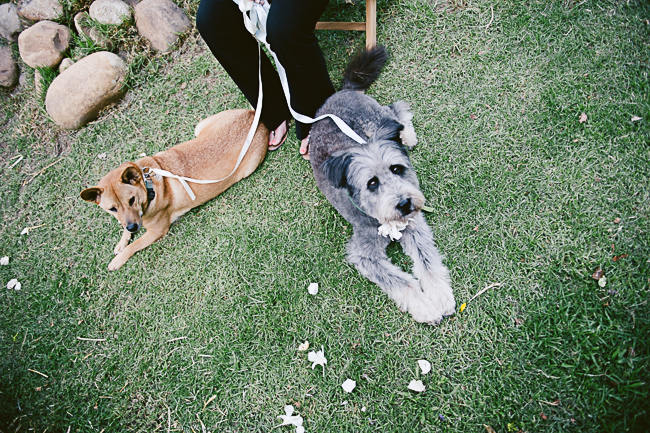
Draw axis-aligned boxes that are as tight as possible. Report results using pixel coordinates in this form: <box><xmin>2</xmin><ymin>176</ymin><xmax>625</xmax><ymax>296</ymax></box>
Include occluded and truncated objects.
<box><xmin>323</xmin><ymin>119</ymin><xmax>425</xmax><ymax>225</ymax></box>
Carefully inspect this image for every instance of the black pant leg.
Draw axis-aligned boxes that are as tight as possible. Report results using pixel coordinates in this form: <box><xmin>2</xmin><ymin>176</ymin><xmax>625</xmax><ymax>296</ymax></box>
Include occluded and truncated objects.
<box><xmin>196</xmin><ymin>0</ymin><xmax>290</xmax><ymax>131</ymax></box>
<box><xmin>266</xmin><ymin>0</ymin><xmax>333</xmax><ymax>140</ymax></box>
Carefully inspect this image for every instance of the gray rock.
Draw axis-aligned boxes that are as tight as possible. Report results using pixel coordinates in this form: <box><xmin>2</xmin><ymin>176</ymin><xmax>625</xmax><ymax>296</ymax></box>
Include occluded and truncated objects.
<box><xmin>0</xmin><ymin>3</ymin><xmax>22</xmax><ymax>41</ymax></box>
<box><xmin>18</xmin><ymin>0</ymin><xmax>63</xmax><ymax>21</ymax></box>
<box><xmin>58</xmin><ymin>57</ymin><xmax>73</xmax><ymax>73</ymax></box>
<box><xmin>18</xmin><ymin>20</ymin><xmax>71</xmax><ymax>68</ymax></box>
<box><xmin>74</xmin><ymin>12</ymin><xmax>113</xmax><ymax>49</ymax></box>
<box><xmin>19</xmin><ymin>69</ymin><xmax>28</xmax><ymax>87</ymax></box>
<box><xmin>45</xmin><ymin>51</ymin><xmax>127</xmax><ymax>129</ymax></box>
<box><xmin>134</xmin><ymin>0</ymin><xmax>190</xmax><ymax>52</ymax></box>
<box><xmin>89</xmin><ymin>0</ymin><xmax>131</xmax><ymax>25</ymax></box>
<box><xmin>0</xmin><ymin>45</ymin><xmax>18</xmax><ymax>87</ymax></box>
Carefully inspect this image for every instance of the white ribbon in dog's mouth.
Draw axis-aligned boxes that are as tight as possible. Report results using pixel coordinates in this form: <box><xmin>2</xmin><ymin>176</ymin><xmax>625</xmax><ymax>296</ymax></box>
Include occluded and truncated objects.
<box><xmin>378</xmin><ymin>219</ymin><xmax>413</xmax><ymax>241</ymax></box>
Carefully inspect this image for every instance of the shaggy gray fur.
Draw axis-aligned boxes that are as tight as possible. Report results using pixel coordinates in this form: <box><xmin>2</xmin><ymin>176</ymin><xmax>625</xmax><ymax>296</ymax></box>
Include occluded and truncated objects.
<box><xmin>309</xmin><ymin>47</ymin><xmax>455</xmax><ymax>324</ymax></box>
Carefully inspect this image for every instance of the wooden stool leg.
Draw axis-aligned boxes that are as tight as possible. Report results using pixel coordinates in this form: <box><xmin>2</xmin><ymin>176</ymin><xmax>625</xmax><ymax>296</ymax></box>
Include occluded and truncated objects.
<box><xmin>366</xmin><ymin>0</ymin><xmax>377</xmax><ymax>48</ymax></box>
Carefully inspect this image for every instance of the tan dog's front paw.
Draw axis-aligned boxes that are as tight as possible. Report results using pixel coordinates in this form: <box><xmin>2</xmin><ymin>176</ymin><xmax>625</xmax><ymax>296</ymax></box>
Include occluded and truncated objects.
<box><xmin>108</xmin><ymin>254</ymin><xmax>127</xmax><ymax>271</ymax></box>
<box><xmin>114</xmin><ymin>242</ymin><xmax>127</xmax><ymax>255</ymax></box>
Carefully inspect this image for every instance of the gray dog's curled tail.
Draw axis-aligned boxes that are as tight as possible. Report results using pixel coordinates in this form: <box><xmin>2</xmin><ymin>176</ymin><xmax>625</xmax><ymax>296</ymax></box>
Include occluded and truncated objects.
<box><xmin>342</xmin><ymin>45</ymin><xmax>388</xmax><ymax>91</ymax></box>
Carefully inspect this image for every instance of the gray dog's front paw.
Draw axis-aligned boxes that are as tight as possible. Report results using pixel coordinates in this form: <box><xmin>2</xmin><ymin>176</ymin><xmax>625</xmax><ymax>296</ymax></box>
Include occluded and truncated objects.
<box><xmin>420</xmin><ymin>272</ymin><xmax>456</xmax><ymax>319</ymax></box>
<box><xmin>392</xmin><ymin>282</ymin><xmax>453</xmax><ymax>325</ymax></box>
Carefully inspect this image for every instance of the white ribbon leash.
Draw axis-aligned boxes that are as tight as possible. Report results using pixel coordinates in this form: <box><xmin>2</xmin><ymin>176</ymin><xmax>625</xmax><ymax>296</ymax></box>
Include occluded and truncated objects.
<box><xmin>239</xmin><ymin>0</ymin><xmax>367</xmax><ymax>144</ymax></box>
<box><xmin>150</xmin><ymin>0</ymin><xmax>366</xmax><ymax>201</ymax></box>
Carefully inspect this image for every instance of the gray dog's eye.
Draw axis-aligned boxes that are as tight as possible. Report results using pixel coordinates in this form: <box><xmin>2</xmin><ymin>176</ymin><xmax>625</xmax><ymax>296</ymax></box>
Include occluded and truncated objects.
<box><xmin>129</xmin><ymin>197</ymin><xmax>135</xmax><ymax>206</ymax></box>
<box><xmin>390</xmin><ymin>164</ymin><xmax>405</xmax><ymax>176</ymax></box>
<box><xmin>109</xmin><ymin>207</ymin><xmax>117</xmax><ymax>212</ymax></box>
<box><xmin>367</xmin><ymin>176</ymin><xmax>379</xmax><ymax>191</ymax></box>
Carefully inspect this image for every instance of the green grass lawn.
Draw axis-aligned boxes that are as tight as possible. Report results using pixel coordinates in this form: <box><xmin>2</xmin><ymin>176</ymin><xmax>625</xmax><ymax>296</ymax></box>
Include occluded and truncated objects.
<box><xmin>1</xmin><ymin>0</ymin><xmax>648</xmax><ymax>431</ymax></box>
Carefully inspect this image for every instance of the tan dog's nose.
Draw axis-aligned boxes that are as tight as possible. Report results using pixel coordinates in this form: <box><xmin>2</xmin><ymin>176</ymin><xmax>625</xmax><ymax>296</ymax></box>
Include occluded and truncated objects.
<box><xmin>126</xmin><ymin>223</ymin><xmax>140</xmax><ymax>233</ymax></box>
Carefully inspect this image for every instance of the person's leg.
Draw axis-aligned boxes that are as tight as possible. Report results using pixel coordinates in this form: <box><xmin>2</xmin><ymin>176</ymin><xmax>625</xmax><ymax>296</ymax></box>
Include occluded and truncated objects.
<box><xmin>267</xmin><ymin>0</ymin><xmax>333</xmax><ymax>156</ymax></box>
<box><xmin>196</xmin><ymin>0</ymin><xmax>290</xmax><ymax>145</ymax></box>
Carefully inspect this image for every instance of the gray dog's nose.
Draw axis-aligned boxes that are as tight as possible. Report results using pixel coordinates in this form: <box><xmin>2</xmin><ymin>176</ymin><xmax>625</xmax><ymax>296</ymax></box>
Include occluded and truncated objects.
<box><xmin>397</xmin><ymin>198</ymin><xmax>413</xmax><ymax>216</ymax></box>
<box><xmin>126</xmin><ymin>223</ymin><xmax>140</xmax><ymax>233</ymax></box>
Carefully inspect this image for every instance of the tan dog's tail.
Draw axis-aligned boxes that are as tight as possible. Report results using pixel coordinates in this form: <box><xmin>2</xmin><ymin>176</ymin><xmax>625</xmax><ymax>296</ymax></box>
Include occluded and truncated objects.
<box><xmin>194</xmin><ymin>115</ymin><xmax>220</xmax><ymax>138</ymax></box>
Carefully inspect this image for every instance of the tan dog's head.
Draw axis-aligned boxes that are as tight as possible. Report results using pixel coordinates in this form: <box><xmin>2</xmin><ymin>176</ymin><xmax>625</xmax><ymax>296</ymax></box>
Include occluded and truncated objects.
<box><xmin>81</xmin><ymin>162</ymin><xmax>148</xmax><ymax>233</ymax></box>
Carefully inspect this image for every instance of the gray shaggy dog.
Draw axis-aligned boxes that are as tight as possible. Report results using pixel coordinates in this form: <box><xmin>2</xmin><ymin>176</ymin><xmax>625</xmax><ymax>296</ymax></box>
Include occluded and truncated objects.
<box><xmin>309</xmin><ymin>46</ymin><xmax>455</xmax><ymax>324</ymax></box>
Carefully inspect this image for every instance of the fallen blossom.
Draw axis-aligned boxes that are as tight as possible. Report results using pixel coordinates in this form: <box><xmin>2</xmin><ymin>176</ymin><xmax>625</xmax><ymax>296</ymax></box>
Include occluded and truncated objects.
<box><xmin>459</xmin><ymin>302</ymin><xmax>467</xmax><ymax>313</ymax></box>
<box><xmin>342</xmin><ymin>379</ymin><xmax>356</xmax><ymax>393</ymax></box>
<box><xmin>613</xmin><ymin>254</ymin><xmax>628</xmax><ymax>262</ymax></box>
<box><xmin>307</xmin><ymin>282</ymin><xmax>318</xmax><ymax>295</ymax></box>
<box><xmin>361</xmin><ymin>406</ymin><xmax>367</xmax><ymax>412</ymax></box>
<box><xmin>7</xmin><ymin>279</ymin><xmax>21</xmax><ymax>291</ymax></box>
<box><xmin>579</xmin><ymin>112</ymin><xmax>587</xmax><ymax>123</ymax></box>
<box><xmin>97</xmin><ymin>152</ymin><xmax>107</xmax><ymax>160</ymax></box>
<box><xmin>0</xmin><ymin>256</ymin><xmax>8</xmax><ymax>266</ymax></box>
<box><xmin>307</xmin><ymin>346</ymin><xmax>327</xmax><ymax>369</ymax></box>
<box><xmin>591</xmin><ymin>267</ymin><xmax>604</xmax><ymax>280</ymax></box>
<box><xmin>278</xmin><ymin>405</ymin><xmax>303</xmax><ymax>428</ymax></box>
<box><xmin>378</xmin><ymin>219</ymin><xmax>411</xmax><ymax>241</ymax></box>
<box><xmin>297</xmin><ymin>341</ymin><xmax>309</xmax><ymax>351</ymax></box>
<box><xmin>139</xmin><ymin>152</ymin><xmax>146</xmax><ymax>157</ymax></box>
<box><xmin>631</xmin><ymin>115</ymin><xmax>641</xmax><ymax>122</ymax></box>
<box><xmin>20</xmin><ymin>228</ymin><xmax>29</xmax><ymax>235</ymax></box>
<box><xmin>598</xmin><ymin>276</ymin><xmax>607</xmax><ymax>287</ymax></box>
<box><xmin>407</xmin><ymin>379</ymin><xmax>425</xmax><ymax>393</ymax></box>
<box><xmin>417</xmin><ymin>359</ymin><xmax>431</xmax><ymax>375</ymax></box>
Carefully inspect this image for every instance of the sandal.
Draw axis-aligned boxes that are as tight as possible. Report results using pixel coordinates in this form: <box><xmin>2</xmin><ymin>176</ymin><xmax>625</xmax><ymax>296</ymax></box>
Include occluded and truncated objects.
<box><xmin>269</xmin><ymin>120</ymin><xmax>289</xmax><ymax>151</ymax></box>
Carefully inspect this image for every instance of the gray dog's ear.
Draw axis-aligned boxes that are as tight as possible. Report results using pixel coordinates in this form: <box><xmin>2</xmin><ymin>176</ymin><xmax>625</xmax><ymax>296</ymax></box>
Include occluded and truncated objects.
<box><xmin>323</xmin><ymin>151</ymin><xmax>354</xmax><ymax>188</ymax></box>
<box><xmin>374</xmin><ymin>118</ymin><xmax>404</xmax><ymax>143</ymax></box>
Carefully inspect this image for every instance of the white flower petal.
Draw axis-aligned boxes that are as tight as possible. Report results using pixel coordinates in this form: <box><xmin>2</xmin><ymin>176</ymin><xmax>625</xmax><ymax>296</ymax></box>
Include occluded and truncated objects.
<box><xmin>296</xmin><ymin>426</ymin><xmax>305</xmax><ymax>433</ymax></box>
<box><xmin>361</xmin><ymin>406</ymin><xmax>367</xmax><ymax>412</ymax></box>
<box><xmin>341</xmin><ymin>379</ymin><xmax>356</xmax><ymax>393</ymax></box>
<box><xmin>407</xmin><ymin>379</ymin><xmax>426</xmax><ymax>393</ymax></box>
<box><xmin>598</xmin><ymin>276</ymin><xmax>607</xmax><ymax>287</ymax></box>
<box><xmin>307</xmin><ymin>282</ymin><xmax>318</xmax><ymax>295</ymax></box>
<box><xmin>417</xmin><ymin>359</ymin><xmax>431</xmax><ymax>375</ymax></box>
<box><xmin>297</xmin><ymin>341</ymin><xmax>309</xmax><ymax>351</ymax></box>
<box><xmin>377</xmin><ymin>219</ymin><xmax>412</xmax><ymax>240</ymax></box>
<box><xmin>307</xmin><ymin>347</ymin><xmax>327</xmax><ymax>369</ymax></box>
<box><xmin>20</xmin><ymin>228</ymin><xmax>29</xmax><ymax>235</ymax></box>
<box><xmin>0</xmin><ymin>256</ymin><xmax>9</xmax><ymax>266</ymax></box>
<box><xmin>7</xmin><ymin>279</ymin><xmax>19</xmax><ymax>290</ymax></box>
<box><xmin>631</xmin><ymin>115</ymin><xmax>642</xmax><ymax>122</ymax></box>
<box><xmin>97</xmin><ymin>152</ymin><xmax>107</xmax><ymax>160</ymax></box>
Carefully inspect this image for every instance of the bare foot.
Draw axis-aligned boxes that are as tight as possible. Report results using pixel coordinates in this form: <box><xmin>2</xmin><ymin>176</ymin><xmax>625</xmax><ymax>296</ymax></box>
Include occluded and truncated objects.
<box><xmin>269</xmin><ymin>120</ymin><xmax>288</xmax><ymax>150</ymax></box>
<box><xmin>300</xmin><ymin>135</ymin><xmax>310</xmax><ymax>160</ymax></box>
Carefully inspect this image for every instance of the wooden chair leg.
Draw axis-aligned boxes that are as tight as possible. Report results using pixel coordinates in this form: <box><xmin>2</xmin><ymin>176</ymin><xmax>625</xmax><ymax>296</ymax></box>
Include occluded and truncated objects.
<box><xmin>366</xmin><ymin>0</ymin><xmax>377</xmax><ymax>48</ymax></box>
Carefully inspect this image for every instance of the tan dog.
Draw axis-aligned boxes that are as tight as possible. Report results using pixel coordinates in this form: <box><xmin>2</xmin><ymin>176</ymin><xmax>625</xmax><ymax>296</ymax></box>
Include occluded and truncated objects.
<box><xmin>81</xmin><ymin>109</ymin><xmax>268</xmax><ymax>270</ymax></box>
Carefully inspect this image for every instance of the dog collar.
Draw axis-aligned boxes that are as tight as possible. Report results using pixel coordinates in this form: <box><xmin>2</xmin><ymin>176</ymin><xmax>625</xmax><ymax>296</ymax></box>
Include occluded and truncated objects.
<box><xmin>142</xmin><ymin>167</ymin><xmax>156</xmax><ymax>203</ymax></box>
<box><xmin>347</xmin><ymin>192</ymin><xmax>369</xmax><ymax>216</ymax></box>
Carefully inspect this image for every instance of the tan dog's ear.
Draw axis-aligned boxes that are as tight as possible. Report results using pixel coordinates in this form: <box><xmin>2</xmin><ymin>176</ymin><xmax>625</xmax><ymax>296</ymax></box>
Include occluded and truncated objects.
<box><xmin>121</xmin><ymin>164</ymin><xmax>142</xmax><ymax>185</ymax></box>
<box><xmin>81</xmin><ymin>187</ymin><xmax>103</xmax><ymax>203</ymax></box>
